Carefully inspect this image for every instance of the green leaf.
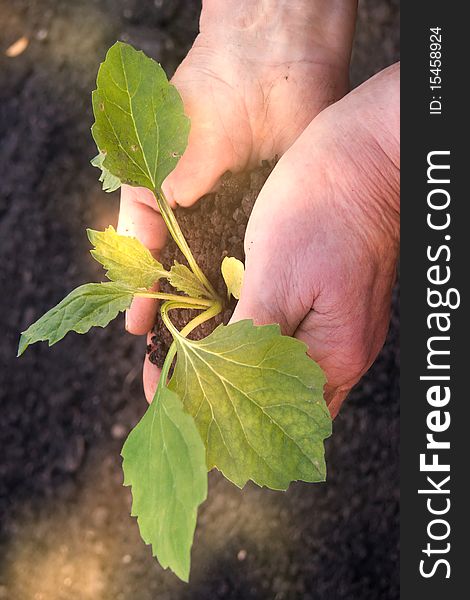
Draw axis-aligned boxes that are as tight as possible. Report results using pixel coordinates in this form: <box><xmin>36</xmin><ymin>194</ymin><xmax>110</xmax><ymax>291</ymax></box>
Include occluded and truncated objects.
<box><xmin>169</xmin><ymin>320</ymin><xmax>331</xmax><ymax>490</ymax></box>
<box><xmin>168</xmin><ymin>262</ymin><xmax>208</xmax><ymax>298</ymax></box>
<box><xmin>91</xmin><ymin>152</ymin><xmax>121</xmax><ymax>192</ymax></box>
<box><xmin>91</xmin><ymin>41</ymin><xmax>189</xmax><ymax>191</ymax></box>
<box><xmin>221</xmin><ymin>256</ymin><xmax>244</xmax><ymax>300</ymax></box>
<box><xmin>18</xmin><ymin>282</ymin><xmax>133</xmax><ymax>356</ymax></box>
<box><xmin>121</xmin><ymin>384</ymin><xmax>207</xmax><ymax>582</ymax></box>
<box><xmin>87</xmin><ymin>225</ymin><xmax>168</xmax><ymax>289</ymax></box>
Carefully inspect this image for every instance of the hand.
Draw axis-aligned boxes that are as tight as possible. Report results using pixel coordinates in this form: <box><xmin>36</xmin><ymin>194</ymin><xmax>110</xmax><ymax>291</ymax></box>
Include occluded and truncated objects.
<box><xmin>118</xmin><ymin>0</ymin><xmax>358</xmax><ymax>341</ymax></box>
<box><xmin>233</xmin><ymin>63</ymin><xmax>400</xmax><ymax>417</ymax></box>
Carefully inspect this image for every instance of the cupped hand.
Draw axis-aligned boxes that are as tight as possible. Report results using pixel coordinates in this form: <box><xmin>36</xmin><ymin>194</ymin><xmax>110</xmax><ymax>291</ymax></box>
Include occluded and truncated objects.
<box><xmin>118</xmin><ymin>0</ymin><xmax>358</xmax><ymax>337</ymax></box>
<box><xmin>233</xmin><ymin>64</ymin><xmax>400</xmax><ymax>417</ymax></box>
<box><xmin>140</xmin><ymin>62</ymin><xmax>399</xmax><ymax>412</ymax></box>
<box><xmin>163</xmin><ymin>0</ymin><xmax>357</xmax><ymax>207</ymax></box>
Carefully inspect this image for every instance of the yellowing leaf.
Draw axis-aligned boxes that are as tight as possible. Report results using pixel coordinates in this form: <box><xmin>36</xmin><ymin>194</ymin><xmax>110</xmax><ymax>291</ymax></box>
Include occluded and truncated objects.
<box><xmin>169</xmin><ymin>320</ymin><xmax>331</xmax><ymax>490</ymax></box>
<box><xmin>221</xmin><ymin>256</ymin><xmax>244</xmax><ymax>300</ymax></box>
<box><xmin>168</xmin><ymin>262</ymin><xmax>208</xmax><ymax>298</ymax></box>
<box><xmin>87</xmin><ymin>226</ymin><xmax>168</xmax><ymax>289</ymax></box>
<box><xmin>18</xmin><ymin>282</ymin><xmax>133</xmax><ymax>355</ymax></box>
<box><xmin>122</xmin><ymin>385</ymin><xmax>207</xmax><ymax>581</ymax></box>
<box><xmin>91</xmin><ymin>42</ymin><xmax>189</xmax><ymax>191</ymax></box>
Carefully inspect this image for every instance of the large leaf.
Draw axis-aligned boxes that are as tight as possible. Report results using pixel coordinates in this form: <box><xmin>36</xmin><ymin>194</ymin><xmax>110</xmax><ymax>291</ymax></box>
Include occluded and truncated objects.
<box><xmin>169</xmin><ymin>320</ymin><xmax>331</xmax><ymax>490</ymax></box>
<box><xmin>122</xmin><ymin>385</ymin><xmax>207</xmax><ymax>582</ymax></box>
<box><xmin>91</xmin><ymin>42</ymin><xmax>189</xmax><ymax>191</ymax></box>
<box><xmin>168</xmin><ymin>262</ymin><xmax>208</xmax><ymax>298</ymax></box>
<box><xmin>18</xmin><ymin>282</ymin><xmax>133</xmax><ymax>355</ymax></box>
<box><xmin>91</xmin><ymin>152</ymin><xmax>121</xmax><ymax>192</ymax></box>
<box><xmin>87</xmin><ymin>226</ymin><xmax>168</xmax><ymax>289</ymax></box>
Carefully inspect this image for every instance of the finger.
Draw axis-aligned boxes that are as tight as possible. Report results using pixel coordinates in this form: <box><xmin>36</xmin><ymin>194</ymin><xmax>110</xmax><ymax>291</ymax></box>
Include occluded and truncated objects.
<box><xmin>125</xmin><ymin>294</ymin><xmax>159</xmax><ymax>336</ymax></box>
<box><xmin>232</xmin><ymin>262</ymin><xmax>351</xmax><ymax>419</ymax></box>
<box><xmin>323</xmin><ymin>385</ymin><xmax>349</xmax><ymax>419</ymax></box>
<box><xmin>295</xmin><ymin>309</ymin><xmax>369</xmax><ymax>417</ymax></box>
<box><xmin>118</xmin><ymin>185</ymin><xmax>168</xmax><ymax>335</ymax></box>
<box><xmin>162</xmin><ymin>118</ymin><xmax>234</xmax><ymax>208</ymax></box>
<box><xmin>163</xmin><ymin>60</ymin><xmax>243</xmax><ymax>208</ymax></box>
<box><xmin>117</xmin><ymin>185</ymin><xmax>168</xmax><ymax>246</ymax></box>
<box><xmin>293</xmin><ymin>300</ymin><xmax>391</xmax><ymax>417</ymax></box>
<box><xmin>232</xmin><ymin>271</ymin><xmax>349</xmax><ymax>420</ymax></box>
<box><xmin>143</xmin><ymin>332</ymin><xmax>161</xmax><ymax>403</ymax></box>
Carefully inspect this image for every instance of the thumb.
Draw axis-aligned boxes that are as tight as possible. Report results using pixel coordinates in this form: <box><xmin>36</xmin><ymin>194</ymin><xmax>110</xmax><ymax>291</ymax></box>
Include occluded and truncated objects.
<box><xmin>117</xmin><ymin>185</ymin><xmax>167</xmax><ymax>335</ymax></box>
<box><xmin>230</xmin><ymin>242</ymin><xmax>304</xmax><ymax>338</ymax></box>
<box><xmin>162</xmin><ymin>118</ymin><xmax>234</xmax><ymax>207</ymax></box>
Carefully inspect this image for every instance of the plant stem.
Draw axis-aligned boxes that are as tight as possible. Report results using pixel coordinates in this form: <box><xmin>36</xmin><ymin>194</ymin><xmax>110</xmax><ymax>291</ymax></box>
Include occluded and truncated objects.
<box><xmin>161</xmin><ymin>300</ymin><xmax>222</xmax><ymax>342</ymax></box>
<box><xmin>134</xmin><ymin>291</ymin><xmax>212</xmax><ymax>308</ymax></box>
<box><xmin>158</xmin><ymin>300</ymin><xmax>222</xmax><ymax>388</ymax></box>
<box><xmin>180</xmin><ymin>302</ymin><xmax>223</xmax><ymax>337</ymax></box>
<box><xmin>159</xmin><ymin>343</ymin><xmax>177</xmax><ymax>389</ymax></box>
<box><xmin>154</xmin><ymin>189</ymin><xmax>220</xmax><ymax>301</ymax></box>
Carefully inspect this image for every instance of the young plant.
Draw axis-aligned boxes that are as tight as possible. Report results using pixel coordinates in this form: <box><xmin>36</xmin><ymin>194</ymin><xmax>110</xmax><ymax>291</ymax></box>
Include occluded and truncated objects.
<box><xmin>18</xmin><ymin>42</ymin><xmax>331</xmax><ymax>582</ymax></box>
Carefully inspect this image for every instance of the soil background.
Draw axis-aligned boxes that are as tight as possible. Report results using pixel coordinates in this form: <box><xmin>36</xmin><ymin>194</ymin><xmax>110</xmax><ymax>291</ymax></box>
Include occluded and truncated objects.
<box><xmin>0</xmin><ymin>2</ymin><xmax>400</xmax><ymax>599</ymax></box>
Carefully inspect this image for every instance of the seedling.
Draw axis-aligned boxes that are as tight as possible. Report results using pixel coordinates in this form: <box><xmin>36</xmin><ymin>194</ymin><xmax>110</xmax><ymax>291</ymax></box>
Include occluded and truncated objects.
<box><xmin>18</xmin><ymin>42</ymin><xmax>331</xmax><ymax>581</ymax></box>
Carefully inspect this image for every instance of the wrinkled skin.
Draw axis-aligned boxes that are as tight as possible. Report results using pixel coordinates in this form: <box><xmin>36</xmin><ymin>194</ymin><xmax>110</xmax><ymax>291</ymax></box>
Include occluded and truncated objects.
<box><xmin>117</xmin><ymin>2</ymin><xmax>400</xmax><ymax>417</ymax></box>
<box><xmin>233</xmin><ymin>65</ymin><xmax>399</xmax><ymax>416</ymax></box>
<box><xmin>118</xmin><ymin>1</ymin><xmax>357</xmax><ymax>333</ymax></box>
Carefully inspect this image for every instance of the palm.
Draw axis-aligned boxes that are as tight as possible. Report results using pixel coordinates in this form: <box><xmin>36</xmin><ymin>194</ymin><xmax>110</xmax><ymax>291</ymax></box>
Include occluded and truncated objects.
<box><xmin>163</xmin><ymin>32</ymin><xmax>350</xmax><ymax>206</ymax></box>
<box><xmin>234</xmin><ymin>144</ymin><xmax>398</xmax><ymax>416</ymax></box>
<box><xmin>233</xmin><ymin>65</ymin><xmax>400</xmax><ymax>416</ymax></box>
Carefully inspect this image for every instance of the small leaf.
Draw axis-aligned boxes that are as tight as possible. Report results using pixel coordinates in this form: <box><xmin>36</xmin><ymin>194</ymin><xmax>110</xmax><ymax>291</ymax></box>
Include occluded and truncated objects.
<box><xmin>91</xmin><ymin>152</ymin><xmax>121</xmax><ymax>192</ymax></box>
<box><xmin>122</xmin><ymin>384</ymin><xmax>207</xmax><ymax>581</ymax></box>
<box><xmin>91</xmin><ymin>42</ymin><xmax>189</xmax><ymax>191</ymax></box>
<box><xmin>169</xmin><ymin>320</ymin><xmax>331</xmax><ymax>490</ymax></box>
<box><xmin>87</xmin><ymin>226</ymin><xmax>168</xmax><ymax>289</ymax></box>
<box><xmin>221</xmin><ymin>256</ymin><xmax>244</xmax><ymax>300</ymax></box>
<box><xmin>168</xmin><ymin>262</ymin><xmax>208</xmax><ymax>298</ymax></box>
<box><xmin>18</xmin><ymin>282</ymin><xmax>133</xmax><ymax>355</ymax></box>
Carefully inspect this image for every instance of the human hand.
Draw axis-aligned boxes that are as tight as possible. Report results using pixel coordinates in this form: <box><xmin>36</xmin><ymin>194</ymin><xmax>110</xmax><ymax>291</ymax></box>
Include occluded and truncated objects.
<box><xmin>118</xmin><ymin>0</ymin><xmax>358</xmax><ymax>340</ymax></box>
<box><xmin>233</xmin><ymin>63</ymin><xmax>400</xmax><ymax>417</ymax></box>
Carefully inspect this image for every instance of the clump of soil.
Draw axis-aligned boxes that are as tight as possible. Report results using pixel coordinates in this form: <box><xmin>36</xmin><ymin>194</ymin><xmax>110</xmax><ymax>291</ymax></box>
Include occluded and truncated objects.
<box><xmin>147</xmin><ymin>161</ymin><xmax>274</xmax><ymax>368</ymax></box>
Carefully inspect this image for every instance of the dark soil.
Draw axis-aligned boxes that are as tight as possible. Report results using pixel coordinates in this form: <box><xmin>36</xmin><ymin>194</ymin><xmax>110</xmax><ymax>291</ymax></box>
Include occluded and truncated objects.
<box><xmin>0</xmin><ymin>1</ymin><xmax>400</xmax><ymax>599</ymax></box>
<box><xmin>148</xmin><ymin>164</ymin><xmax>274</xmax><ymax>367</ymax></box>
